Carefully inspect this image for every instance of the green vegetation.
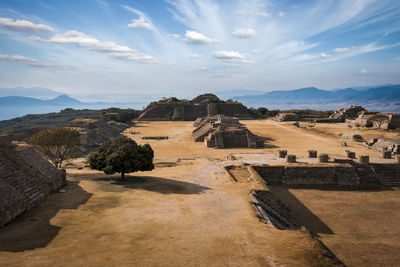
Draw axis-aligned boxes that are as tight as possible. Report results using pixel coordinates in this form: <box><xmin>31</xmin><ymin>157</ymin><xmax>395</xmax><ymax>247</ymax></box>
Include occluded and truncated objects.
<box><xmin>87</xmin><ymin>136</ymin><xmax>154</xmax><ymax>180</ymax></box>
<box><xmin>27</xmin><ymin>127</ymin><xmax>81</xmax><ymax>168</ymax></box>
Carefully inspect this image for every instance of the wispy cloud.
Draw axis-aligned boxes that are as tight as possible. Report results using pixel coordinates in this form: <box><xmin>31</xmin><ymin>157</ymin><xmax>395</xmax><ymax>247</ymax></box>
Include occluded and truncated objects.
<box><xmin>0</xmin><ymin>54</ymin><xmax>52</xmax><ymax>68</ymax></box>
<box><xmin>31</xmin><ymin>30</ymin><xmax>156</xmax><ymax>63</ymax></box>
<box><xmin>128</xmin><ymin>16</ymin><xmax>154</xmax><ymax>30</ymax></box>
<box><xmin>0</xmin><ymin>17</ymin><xmax>56</xmax><ymax>33</ymax></box>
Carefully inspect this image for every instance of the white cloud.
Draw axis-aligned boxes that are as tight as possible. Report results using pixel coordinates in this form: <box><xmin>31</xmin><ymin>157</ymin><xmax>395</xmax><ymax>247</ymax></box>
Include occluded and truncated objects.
<box><xmin>334</xmin><ymin>47</ymin><xmax>350</xmax><ymax>53</ymax></box>
<box><xmin>0</xmin><ymin>17</ymin><xmax>56</xmax><ymax>33</ymax></box>
<box><xmin>0</xmin><ymin>54</ymin><xmax>52</xmax><ymax>68</ymax></box>
<box><xmin>184</xmin><ymin>30</ymin><xmax>218</xmax><ymax>44</ymax></box>
<box><xmin>128</xmin><ymin>16</ymin><xmax>154</xmax><ymax>30</ymax></box>
<box><xmin>109</xmin><ymin>52</ymin><xmax>156</xmax><ymax>63</ymax></box>
<box><xmin>320</xmin><ymin>52</ymin><xmax>330</xmax><ymax>58</ymax></box>
<box><xmin>232</xmin><ymin>28</ymin><xmax>256</xmax><ymax>38</ymax></box>
<box><xmin>360</xmin><ymin>68</ymin><xmax>368</xmax><ymax>74</ymax></box>
<box><xmin>33</xmin><ymin>30</ymin><xmax>156</xmax><ymax>63</ymax></box>
<box><xmin>213</xmin><ymin>50</ymin><xmax>253</xmax><ymax>64</ymax></box>
<box><xmin>189</xmin><ymin>53</ymin><xmax>203</xmax><ymax>59</ymax></box>
<box><xmin>278</xmin><ymin>11</ymin><xmax>285</xmax><ymax>17</ymax></box>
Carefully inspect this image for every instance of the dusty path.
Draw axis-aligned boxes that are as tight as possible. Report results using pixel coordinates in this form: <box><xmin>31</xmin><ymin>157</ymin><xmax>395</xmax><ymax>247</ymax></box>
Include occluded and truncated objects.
<box><xmin>1</xmin><ymin>119</ymin><xmax>396</xmax><ymax>266</ymax></box>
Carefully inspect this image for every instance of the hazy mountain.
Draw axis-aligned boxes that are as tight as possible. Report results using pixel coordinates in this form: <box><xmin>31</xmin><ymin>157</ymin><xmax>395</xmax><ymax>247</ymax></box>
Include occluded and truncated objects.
<box><xmin>0</xmin><ymin>87</ymin><xmax>63</xmax><ymax>99</ymax></box>
<box><xmin>0</xmin><ymin>95</ymin><xmax>135</xmax><ymax>121</ymax></box>
<box><xmin>233</xmin><ymin>84</ymin><xmax>400</xmax><ymax>112</ymax></box>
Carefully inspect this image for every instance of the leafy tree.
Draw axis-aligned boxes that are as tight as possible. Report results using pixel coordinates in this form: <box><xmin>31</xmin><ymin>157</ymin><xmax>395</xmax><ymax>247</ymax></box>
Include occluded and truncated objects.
<box><xmin>27</xmin><ymin>127</ymin><xmax>81</xmax><ymax>168</ymax></box>
<box><xmin>87</xmin><ymin>136</ymin><xmax>154</xmax><ymax>180</ymax></box>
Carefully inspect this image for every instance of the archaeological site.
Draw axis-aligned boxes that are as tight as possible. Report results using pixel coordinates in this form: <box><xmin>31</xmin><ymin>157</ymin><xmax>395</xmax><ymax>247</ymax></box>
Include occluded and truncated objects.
<box><xmin>1</xmin><ymin>93</ymin><xmax>400</xmax><ymax>267</ymax></box>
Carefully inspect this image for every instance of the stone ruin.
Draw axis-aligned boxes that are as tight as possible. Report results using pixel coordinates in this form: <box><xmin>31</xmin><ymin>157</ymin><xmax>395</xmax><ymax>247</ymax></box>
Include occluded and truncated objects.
<box><xmin>273</xmin><ymin>113</ymin><xmax>301</xmax><ymax>122</ymax></box>
<box><xmin>351</xmin><ymin>112</ymin><xmax>400</xmax><ymax>130</ymax></box>
<box><xmin>68</xmin><ymin>118</ymin><xmax>130</xmax><ymax>155</ymax></box>
<box><xmin>138</xmin><ymin>94</ymin><xmax>253</xmax><ymax>121</ymax></box>
<box><xmin>192</xmin><ymin>115</ymin><xmax>264</xmax><ymax>149</ymax></box>
<box><xmin>0</xmin><ymin>137</ymin><xmax>66</xmax><ymax>227</ymax></box>
<box><xmin>366</xmin><ymin>138</ymin><xmax>400</xmax><ymax>154</ymax></box>
<box><xmin>329</xmin><ymin>105</ymin><xmax>366</xmax><ymax>122</ymax></box>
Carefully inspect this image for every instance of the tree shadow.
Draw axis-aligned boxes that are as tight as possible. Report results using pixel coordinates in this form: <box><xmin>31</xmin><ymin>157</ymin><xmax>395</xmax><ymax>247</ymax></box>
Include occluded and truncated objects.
<box><xmin>270</xmin><ymin>186</ymin><xmax>334</xmax><ymax>235</ymax></box>
<box><xmin>106</xmin><ymin>175</ymin><xmax>211</xmax><ymax>194</ymax></box>
<box><xmin>0</xmin><ymin>180</ymin><xmax>92</xmax><ymax>252</ymax></box>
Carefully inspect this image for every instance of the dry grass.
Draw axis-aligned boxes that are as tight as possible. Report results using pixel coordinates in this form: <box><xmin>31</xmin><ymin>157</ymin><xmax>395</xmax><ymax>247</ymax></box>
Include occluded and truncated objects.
<box><xmin>0</xmin><ymin>119</ymin><xmax>398</xmax><ymax>266</ymax></box>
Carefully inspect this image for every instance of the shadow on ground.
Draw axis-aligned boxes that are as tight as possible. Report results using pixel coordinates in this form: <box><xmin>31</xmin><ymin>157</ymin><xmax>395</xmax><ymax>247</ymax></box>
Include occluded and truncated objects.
<box><xmin>0</xmin><ymin>180</ymin><xmax>92</xmax><ymax>252</ymax></box>
<box><xmin>111</xmin><ymin>176</ymin><xmax>211</xmax><ymax>194</ymax></box>
<box><xmin>270</xmin><ymin>186</ymin><xmax>334</xmax><ymax>235</ymax></box>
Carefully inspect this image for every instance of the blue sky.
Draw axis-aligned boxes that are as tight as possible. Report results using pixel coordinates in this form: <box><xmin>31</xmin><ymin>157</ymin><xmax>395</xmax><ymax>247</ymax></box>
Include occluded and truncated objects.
<box><xmin>0</xmin><ymin>0</ymin><xmax>399</xmax><ymax>101</ymax></box>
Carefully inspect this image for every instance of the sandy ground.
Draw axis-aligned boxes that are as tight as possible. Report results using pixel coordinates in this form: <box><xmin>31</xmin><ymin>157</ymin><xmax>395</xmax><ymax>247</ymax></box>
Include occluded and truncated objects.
<box><xmin>0</xmin><ymin>119</ymin><xmax>399</xmax><ymax>266</ymax></box>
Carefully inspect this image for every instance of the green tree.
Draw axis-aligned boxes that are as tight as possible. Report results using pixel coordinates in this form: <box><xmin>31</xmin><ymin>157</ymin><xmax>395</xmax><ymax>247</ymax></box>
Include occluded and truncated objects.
<box><xmin>87</xmin><ymin>136</ymin><xmax>154</xmax><ymax>180</ymax></box>
<box><xmin>27</xmin><ymin>127</ymin><xmax>81</xmax><ymax>168</ymax></box>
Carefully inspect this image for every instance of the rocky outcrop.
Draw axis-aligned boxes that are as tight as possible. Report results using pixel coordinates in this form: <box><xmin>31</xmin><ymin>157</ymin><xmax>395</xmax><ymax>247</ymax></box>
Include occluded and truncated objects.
<box><xmin>330</xmin><ymin>105</ymin><xmax>366</xmax><ymax>122</ymax></box>
<box><xmin>138</xmin><ymin>94</ymin><xmax>253</xmax><ymax>121</ymax></box>
<box><xmin>0</xmin><ymin>138</ymin><xmax>66</xmax><ymax>227</ymax></box>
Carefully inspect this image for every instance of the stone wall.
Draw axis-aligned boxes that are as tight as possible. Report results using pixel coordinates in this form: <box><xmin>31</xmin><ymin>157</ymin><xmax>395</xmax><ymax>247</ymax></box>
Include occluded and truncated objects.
<box><xmin>0</xmin><ymin>140</ymin><xmax>66</xmax><ymax>227</ymax></box>
<box><xmin>252</xmin><ymin>163</ymin><xmax>400</xmax><ymax>188</ymax></box>
<box><xmin>253</xmin><ymin>165</ymin><xmax>360</xmax><ymax>188</ymax></box>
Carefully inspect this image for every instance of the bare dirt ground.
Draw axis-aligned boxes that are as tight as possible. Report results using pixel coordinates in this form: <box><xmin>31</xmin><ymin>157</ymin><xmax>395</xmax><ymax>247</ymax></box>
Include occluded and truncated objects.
<box><xmin>0</xmin><ymin>119</ymin><xmax>399</xmax><ymax>266</ymax></box>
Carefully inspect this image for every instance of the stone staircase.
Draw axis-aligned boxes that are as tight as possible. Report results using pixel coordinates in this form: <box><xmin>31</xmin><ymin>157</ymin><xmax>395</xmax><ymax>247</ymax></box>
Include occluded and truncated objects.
<box><xmin>354</xmin><ymin>164</ymin><xmax>383</xmax><ymax>189</ymax></box>
<box><xmin>371</xmin><ymin>164</ymin><xmax>400</xmax><ymax>187</ymax></box>
<box><xmin>0</xmin><ymin>143</ymin><xmax>66</xmax><ymax>227</ymax></box>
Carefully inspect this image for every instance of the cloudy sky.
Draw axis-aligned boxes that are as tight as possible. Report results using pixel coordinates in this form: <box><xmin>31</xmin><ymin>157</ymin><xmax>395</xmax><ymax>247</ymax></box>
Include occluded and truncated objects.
<box><xmin>0</xmin><ymin>0</ymin><xmax>400</xmax><ymax>100</ymax></box>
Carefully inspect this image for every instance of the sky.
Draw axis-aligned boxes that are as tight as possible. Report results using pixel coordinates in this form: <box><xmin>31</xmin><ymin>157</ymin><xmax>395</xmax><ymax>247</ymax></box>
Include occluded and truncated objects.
<box><xmin>0</xmin><ymin>0</ymin><xmax>400</xmax><ymax>101</ymax></box>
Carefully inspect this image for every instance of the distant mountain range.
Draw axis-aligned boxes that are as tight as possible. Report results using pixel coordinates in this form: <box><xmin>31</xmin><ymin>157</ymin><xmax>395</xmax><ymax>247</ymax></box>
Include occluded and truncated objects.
<box><xmin>232</xmin><ymin>84</ymin><xmax>400</xmax><ymax>112</ymax></box>
<box><xmin>1</xmin><ymin>84</ymin><xmax>399</xmax><ymax>121</ymax></box>
<box><xmin>0</xmin><ymin>95</ymin><xmax>134</xmax><ymax>121</ymax></box>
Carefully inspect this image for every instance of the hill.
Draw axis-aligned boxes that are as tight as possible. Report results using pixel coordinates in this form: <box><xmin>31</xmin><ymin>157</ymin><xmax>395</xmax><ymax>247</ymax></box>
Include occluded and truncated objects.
<box><xmin>233</xmin><ymin>85</ymin><xmax>400</xmax><ymax>112</ymax></box>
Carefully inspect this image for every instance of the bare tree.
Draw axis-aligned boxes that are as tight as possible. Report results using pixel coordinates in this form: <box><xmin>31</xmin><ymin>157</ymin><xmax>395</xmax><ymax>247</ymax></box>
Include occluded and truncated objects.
<box><xmin>27</xmin><ymin>127</ymin><xmax>80</xmax><ymax>168</ymax></box>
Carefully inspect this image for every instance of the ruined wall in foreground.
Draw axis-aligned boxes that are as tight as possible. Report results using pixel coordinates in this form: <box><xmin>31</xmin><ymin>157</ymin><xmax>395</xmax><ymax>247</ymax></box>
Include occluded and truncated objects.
<box><xmin>251</xmin><ymin>163</ymin><xmax>400</xmax><ymax>188</ymax></box>
<box><xmin>0</xmin><ymin>141</ymin><xmax>66</xmax><ymax>227</ymax></box>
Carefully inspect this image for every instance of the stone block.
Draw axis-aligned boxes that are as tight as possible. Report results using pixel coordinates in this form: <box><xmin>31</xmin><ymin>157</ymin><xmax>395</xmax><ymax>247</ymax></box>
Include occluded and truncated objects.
<box><xmin>359</xmin><ymin>155</ymin><xmax>369</xmax><ymax>164</ymax></box>
<box><xmin>278</xmin><ymin>150</ymin><xmax>287</xmax><ymax>158</ymax></box>
<box><xmin>308</xmin><ymin>150</ymin><xmax>317</xmax><ymax>158</ymax></box>
<box><xmin>319</xmin><ymin>153</ymin><xmax>329</xmax><ymax>162</ymax></box>
<box><xmin>287</xmin><ymin>154</ymin><xmax>296</xmax><ymax>163</ymax></box>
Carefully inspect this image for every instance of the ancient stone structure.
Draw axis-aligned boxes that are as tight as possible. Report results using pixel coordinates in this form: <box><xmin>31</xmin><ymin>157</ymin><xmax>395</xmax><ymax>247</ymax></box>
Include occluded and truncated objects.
<box><xmin>192</xmin><ymin>115</ymin><xmax>263</xmax><ymax>149</ymax></box>
<box><xmin>278</xmin><ymin>150</ymin><xmax>287</xmax><ymax>158</ymax></box>
<box><xmin>69</xmin><ymin>118</ymin><xmax>130</xmax><ymax>155</ymax></box>
<box><xmin>359</xmin><ymin>155</ymin><xmax>369</xmax><ymax>164</ymax></box>
<box><xmin>366</xmin><ymin>138</ymin><xmax>400</xmax><ymax>154</ymax></box>
<box><xmin>273</xmin><ymin>113</ymin><xmax>301</xmax><ymax>122</ymax></box>
<box><xmin>308</xmin><ymin>150</ymin><xmax>317</xmax><ymax>158</ymax></box>
<box><xmin>0</xmin><ymin>138</ymin><xmax>66</xmax><ymax>227</ymax></box>
<box><xmin>382</xmin><ymin>151</ymin><xmax>392</xmax><ymax>159</ymax></box>
<box><xmin>319</xmin><ymin>153</ymin><xmax>329</xmax><ymax>162</ymax></box>
<box><xmin>251</xmin><ymin>162</ymin><xmax>400</xmax><ymax>188</ymax></box>
<box><xmin>138</xmin><ymin>94</ymin><xmax>253</xmax><ymax>121</ymax></box>
<box><xmin>329</xmin><ymin>105</ymin><xmax>366</xmax><ymax>122</ymax></box>
<box><xmin>346</xmin><ymin>150</ymin><xmax>356</xmax><ymax>159</ymax></box>
<box><xmin>287</xmin><ymin>154</ymin><xmax>296</xmax><ymax>163</ymax></box>
<box><xmin>351</xmin><ymin>112</ymin><xmax>400</xmax><ymax>130</ymax></box>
